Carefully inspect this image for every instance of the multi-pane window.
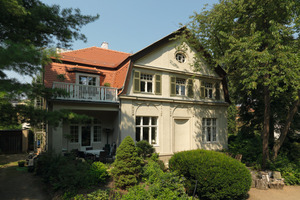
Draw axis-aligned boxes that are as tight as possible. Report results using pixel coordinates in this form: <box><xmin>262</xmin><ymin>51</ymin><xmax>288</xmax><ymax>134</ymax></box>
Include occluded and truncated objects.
<box><xmin>136</xmin><ymin>116</ymin><xmax>158</xmax><ymax>145</ymax></box>
<box><xmin>140</xmin><ymin>74</ymin><xmax>153</xmax><ymax>93</ymax></box>
<box><xmin>79</xmin><ymin>75</ymin><xmax>96</xmax><ymax>86</ymax></box>
<box><xmin>175</xmin><ymin>53</ymin><xmax>186</xmax><ymax>63</ymax></box>
<box><xmin>70</xmin><ymin>126</ymin><xmax>79</xmax><ymax>143</ymax></box>
<box><xmin>205</xmin><ymin>82</ymin><xmax>213</xmax><ymax>98</ymax></box>
<box><xmin>202</xmin><ymin>118</ymin><xmax>217</xmax><ymax>142</ymax></box>
<box><xmin>93</xmin><ymin>126</ymin><xmax>101</xmax><ymax>142</ymax></box>
<box><xmin>176</xmin><ymin>78</ymin><xmax>186</xmax><ymax>96</ymax></box>
<box><xmin>69</xmin><ymin>118</ymin><xmax>102</xmax><ymax>145</ymax></box>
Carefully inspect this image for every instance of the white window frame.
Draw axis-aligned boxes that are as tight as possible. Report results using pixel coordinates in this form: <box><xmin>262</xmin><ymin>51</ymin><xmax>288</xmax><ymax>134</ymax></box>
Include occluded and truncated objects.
<box><xmin>175</xmin><ymin>52</ymin><xmax>186</xmax><ymax>63</ymax></box>
<box><xmin>202</xmin><ymin>118</ymin><xmax>217</xmax><ymax>143</ymax></box>
<box><xmin>135</xmin><ymin>116</ymin><xmax>158</xmax><ymax>146</ymax></box>
<box><xmin>70</xmin><ymin>125</ymin><xmax>79</xmax><ymax>143</ymax></box>
<box><xmin>76</xmin><ymin>73</ymin><xmax>100</xmax><ymax>86</ymax></box>
<box><xmin>69</xmin><ymin>119</ymin><xmax>102</xmax><ymax>146</ymax></box>
<box><xmin>140</xmin><ymin>73</ymin><xmax>153</xmax><ymax>93</ymax></box>
<box><xmin>175</xmin><ymin>78</ymin><xmax>186</xmax><ymax>96</ymax></box>
<box><xmin>205</xmin><ymin>82</ymin><xmax>213</xmax><ymax>99</ymax></box>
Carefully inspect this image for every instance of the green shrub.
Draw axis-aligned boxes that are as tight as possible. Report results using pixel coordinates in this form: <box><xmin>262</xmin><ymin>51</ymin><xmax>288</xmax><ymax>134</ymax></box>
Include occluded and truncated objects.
<box><xmin>269</xmin><ymin>153</ymin><xmax>300</xmax><ymax>185</ymax></box>
<box><xmin>149</xmin><ymin>153</ymin><xmax>165</xmax><ymax>171</ymax></box>
<box><xmin>35</xmin><ymin>152</ymin><xmax>108</xmax><ymax>194</ymax></box>
<box><xmin>122</xmin><ymin>185</ymin><xmax>151</xmax><ymax>200</ymax></box>
<box><xmin>111</xmin><ymin>136</ymin><xmax>142</xmax><ymax>189</ymax></box>
<box><xmin>136</xmin><ymin>140</ymin><xmax>155</xmax><ymax>159</ymax></box>
<box><xmin>228</xmin><ymin>133</ymin><xmax>262</xmax><ymax>165</ymax></box>
<box><xmin>90</xmin><ymin>161</ymin><xmax>109</xmax><ymax>183</ymax></box>
<box><xmin>143</xmin><ymin>160</ymin><xmax>164</xmax><ymax>183</ymax></box>
<box><xmin>123</xmin><ymin>171</ymin><xmax>190</xmax><ymax>200</ymax></box>
<box><xmin>169</xmin><ymin>149</ymin><xmax>251</xmax><ymax>200</ymax></box>
<box><xmin>73</xmin><ymin>189</ymin><xmax>109</xmax><ymax>200</ymax></box>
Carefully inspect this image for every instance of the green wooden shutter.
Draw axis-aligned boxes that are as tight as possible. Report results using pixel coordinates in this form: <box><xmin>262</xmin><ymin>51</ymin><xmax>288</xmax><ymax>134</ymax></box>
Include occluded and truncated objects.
<box><xmin>187</xmin><ymin>79</ymin><xmax>194</xmax><ymax>98</ymax></box>
<box><xmin>155</xmin><ymin>74</ymin><xmax>161</xmax><ymax>95</ymax></box>
<box><xmin>200</xmin><ymin>81</ymin><xmax>205</xmax><ymax>99</ymax></box>
<box><xmin>133</xmin><ymin>70</ymin><xmax>140</xmax><ymax>93</ymax></box>
<box><xmin>170</xmin><ymin>76</ymin><xmax>176</xmax><ymax>96</ymax></box>
<box><xmin>215</xmin><ymin>82</ymin><xmax>220</xmax><ymax>100</ymax></box>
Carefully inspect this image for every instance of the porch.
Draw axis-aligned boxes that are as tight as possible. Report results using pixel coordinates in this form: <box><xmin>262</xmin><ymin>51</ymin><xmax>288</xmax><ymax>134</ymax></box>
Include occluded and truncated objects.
<box><xmin>52</xmin><ymin>82</ymin><xmax>118</xmax><ymax>102</ymax></box>
<box><xmin>48</xmin><ymin>101</ymin><xmax>120</xmax><ymax>157</ymax></box>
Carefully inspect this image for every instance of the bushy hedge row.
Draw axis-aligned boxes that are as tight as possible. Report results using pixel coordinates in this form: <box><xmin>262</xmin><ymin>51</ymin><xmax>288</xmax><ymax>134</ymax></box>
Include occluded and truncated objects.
<box><xmin>169</xmin><ymin>149</ymin><xmax>251</xmax><ymax>200</ymax></box>
<box><xmin>35</xmin><ymin>152</ymin><xmax>108</xmax><ymax>193</ymax></box>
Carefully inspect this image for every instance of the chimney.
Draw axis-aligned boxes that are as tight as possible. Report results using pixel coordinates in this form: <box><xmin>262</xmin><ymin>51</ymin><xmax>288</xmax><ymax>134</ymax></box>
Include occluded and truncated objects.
<box><xmin>101</xmin><ymin>42</ymin><xmax>109</xmax><ymax>49</ymax></box>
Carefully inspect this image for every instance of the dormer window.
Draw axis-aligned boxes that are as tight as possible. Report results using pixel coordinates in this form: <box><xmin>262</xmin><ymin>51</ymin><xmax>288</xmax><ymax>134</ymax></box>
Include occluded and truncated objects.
<box><xmin>76</xmin><ymin>73</ymin><xmax>99</xmax><ymax>86</ymax></box>
<box><xmin>79</xmin><ymin>75</ymin><xmax>96</xmax><ymax>86</ymax></box>
<box><xmin>175</xmin><ymin>52</ymin><xmax>186</xmax><ymax>63</ymax></box>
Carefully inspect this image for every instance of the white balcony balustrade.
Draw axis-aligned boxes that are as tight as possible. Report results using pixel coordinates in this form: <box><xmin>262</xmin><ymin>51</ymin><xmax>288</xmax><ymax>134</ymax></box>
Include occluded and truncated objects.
<box><xmin>52</xmin><ymin>82</ymin><xmax>118</xmax><ymax>102</ymax></box>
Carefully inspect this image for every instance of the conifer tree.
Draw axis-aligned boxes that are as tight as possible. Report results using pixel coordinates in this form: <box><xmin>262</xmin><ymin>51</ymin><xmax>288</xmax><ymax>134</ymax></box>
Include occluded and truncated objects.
<box><xmin>111</xmin><ymin>136</ymin><xmax>142</xmax><ymax>189</ymax></box>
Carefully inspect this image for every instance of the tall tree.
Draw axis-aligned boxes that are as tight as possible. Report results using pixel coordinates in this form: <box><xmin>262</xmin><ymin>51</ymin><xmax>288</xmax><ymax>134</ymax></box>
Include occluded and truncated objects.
<box><xmin>186</xmin><ymin>0</ymin><xmax>300</xmax><ymax>169</ymax></box>
<box><xmin>0</xmin><ymin>0</ymin><xmax>99</xmax><ymax>127</ymax></box>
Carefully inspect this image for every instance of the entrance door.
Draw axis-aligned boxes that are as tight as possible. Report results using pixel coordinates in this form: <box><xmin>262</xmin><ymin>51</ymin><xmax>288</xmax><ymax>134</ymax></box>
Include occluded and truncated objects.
<box><xmin>174</xmin><ymin>119</ymin><xmax>190</xmax><ymax>152</ymax></box>
<box><xmin>81</xmin><ymin>126</ymin><xmax>91</xmax><ymax>147</ymax></box>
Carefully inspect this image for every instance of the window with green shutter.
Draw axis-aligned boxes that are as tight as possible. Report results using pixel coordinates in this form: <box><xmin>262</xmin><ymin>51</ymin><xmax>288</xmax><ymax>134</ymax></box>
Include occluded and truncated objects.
<box><xmin>200</xmin><ymin>81</ymin><xmax>205</xmax><ymax>99</ymax></box>
<box><xmin>133</xmin><ymin>70</ymin><xmax>140</xmax><ymax>93</ymax></box>
<box><xmin>187</xmin><ymin>79</ymin><xmax>194</xmax><ymax>98</ymax></box>
<box><xmin>155</xmin><ymin>74</ymin><xmax>161</xmax><ymax>95</ymax></box>
<box><xmin>170</xmin><ymin>76</ymin><xmax>176</xmax><ymax>96</ymax></box>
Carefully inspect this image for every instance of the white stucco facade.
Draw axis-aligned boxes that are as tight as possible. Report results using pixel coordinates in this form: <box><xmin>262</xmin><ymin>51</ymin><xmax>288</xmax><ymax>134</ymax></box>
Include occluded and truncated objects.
<box><xmin>46</xmin><ymin>29</ymin><xmax>229</xmax><ymax>159</ymax></box>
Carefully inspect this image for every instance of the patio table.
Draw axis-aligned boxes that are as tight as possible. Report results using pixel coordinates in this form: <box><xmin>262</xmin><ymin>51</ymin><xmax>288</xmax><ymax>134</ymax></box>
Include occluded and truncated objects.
<box><xmin>84</xmin><ymin>149</ymin><xmax>104</xmax><ymax>157</ymax></box>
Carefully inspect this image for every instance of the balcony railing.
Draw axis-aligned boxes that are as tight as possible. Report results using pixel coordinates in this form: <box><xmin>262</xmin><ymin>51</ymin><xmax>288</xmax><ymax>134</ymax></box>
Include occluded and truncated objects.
<box><xmin>53</xmin><ymin>82</ymin><xmax>118</xmax><ymax>102</ymax></box>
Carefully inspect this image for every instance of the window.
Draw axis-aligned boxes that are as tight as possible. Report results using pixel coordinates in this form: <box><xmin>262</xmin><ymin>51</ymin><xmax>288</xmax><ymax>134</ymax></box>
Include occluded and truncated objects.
<box><xmin>140</xmin><ymin>74</ymin><xmax>153</xmax><ymax>93</ymax></box>
<box><xmin>136</xmin><ymin>116</ymin><xmax>158</xmax><ymax>145</ymax></box>
<box><xmin>176</xmin><ymin>78</ymin><xmax>186</xmax><ymax>96</ymax></box>
<box><xmin>202</xmin><ymin>118</ymin><xmax>217</xmax><ymax>142</ymax></box>
<box><xmin>175</xmin><ymin>52</ymin><xmax>186</xmax><ymax>63</ymax></box>
<box><xmin>70</xmin><ymin>126</ymin><xmax>79</xmax><ymax>143</ymax></box>
<box><xmin>69</xmin><ymin>118</ymin><xmax>102</xmax><ymax>145</ymax></box>
<box><xmin>205</xmin><ymin>82</ymin><xmax>213</xmax><ymax>98</ymax></box>
<box><xmin>93</xmin><ymin>118</ymin><xmax>101</xmax><ymax>142</ymax></box>
<box><xmin>133</xmin><ymin>70</ymin><xmax>161</xmax><ymax>95</ymax></box>
<box><xmin>171</xmin><ymin>77</ymin><xmax>193</xmax><ymax>97</ymax></box>
<box><xmin>93</xmin><ymin>126</ymin><xmax>101</xmax><ymax>142</ymax></box>
<box><xmin>79</xmin><ymin>75</ymin><xmax>96</xmax><ymax>86</ymax></box>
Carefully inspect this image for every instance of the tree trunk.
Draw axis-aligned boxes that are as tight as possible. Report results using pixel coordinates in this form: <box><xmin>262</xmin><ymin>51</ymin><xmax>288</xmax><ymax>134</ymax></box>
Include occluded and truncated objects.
<box><xmin>262</xmin><ymin>75</ymin><xmax>271</xmax><ymax>170</ymax></box>
<box><xmin>272</xmin><ymin>90</ymin><xmax>300</xmax><ymax>160</ymax></box>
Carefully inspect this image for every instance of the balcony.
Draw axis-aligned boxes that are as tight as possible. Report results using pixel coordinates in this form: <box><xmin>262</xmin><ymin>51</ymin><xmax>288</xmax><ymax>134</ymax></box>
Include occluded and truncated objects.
<box><xmin>52</xmin><ymin>82</ymin><xmax>118</xmax><ymax>102</ymax></box>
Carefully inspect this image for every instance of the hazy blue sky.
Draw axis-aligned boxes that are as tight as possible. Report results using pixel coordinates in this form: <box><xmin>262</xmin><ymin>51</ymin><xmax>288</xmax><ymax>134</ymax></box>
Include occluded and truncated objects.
<box><xmin>41</xmin><ymin>0</ymin><xmax>219</xmax><ymax>53</ymax></box>
<box><xmin>8</xmin><ymin>0</ymin><xmax>220</xmax><ymax>83</ymax></box>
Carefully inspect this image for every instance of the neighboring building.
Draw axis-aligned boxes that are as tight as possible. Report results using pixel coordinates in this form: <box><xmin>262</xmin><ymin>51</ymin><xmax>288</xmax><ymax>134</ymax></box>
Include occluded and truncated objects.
<box><xmin>44</xmin><ymin>28</ymin><xmax>230</xmax><ymax>161</ymax></box>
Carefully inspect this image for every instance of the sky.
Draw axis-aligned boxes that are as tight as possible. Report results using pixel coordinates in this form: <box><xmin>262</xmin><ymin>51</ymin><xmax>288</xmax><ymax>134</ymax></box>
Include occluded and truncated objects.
<box><xmin>7</xmin><ymin>0</ymin><xmax>219</xmax><ymax>83</ymax></box>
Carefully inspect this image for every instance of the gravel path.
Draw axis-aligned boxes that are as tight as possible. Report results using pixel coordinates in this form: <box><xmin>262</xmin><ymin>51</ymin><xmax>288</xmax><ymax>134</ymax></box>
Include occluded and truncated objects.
<box><xmin>248</xmin><ymin>186</ymin><xmax>300</xmax><ymax>200</ymax></box>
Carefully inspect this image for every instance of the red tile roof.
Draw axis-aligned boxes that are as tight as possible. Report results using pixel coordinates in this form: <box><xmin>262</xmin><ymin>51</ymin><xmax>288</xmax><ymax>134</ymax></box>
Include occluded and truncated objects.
<box><xmin>45</xmin><ymin>47</ymin><xmax>131</xmax><ymax>90</ymax></box>
<box><xmin>59</xmin><ymin>47</ymin><xmax>131</xmax><ymax>68</ymax></box>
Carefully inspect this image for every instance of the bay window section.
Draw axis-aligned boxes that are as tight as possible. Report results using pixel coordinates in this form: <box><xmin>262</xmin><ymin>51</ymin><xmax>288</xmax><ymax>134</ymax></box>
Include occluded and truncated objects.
<box><xmin>136</xmin><ymin>116</ymin><xmax>158</xmax><ymax>145</ymax></box>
